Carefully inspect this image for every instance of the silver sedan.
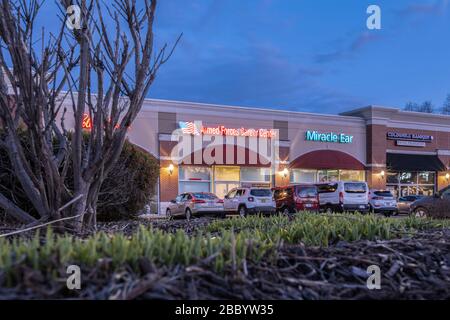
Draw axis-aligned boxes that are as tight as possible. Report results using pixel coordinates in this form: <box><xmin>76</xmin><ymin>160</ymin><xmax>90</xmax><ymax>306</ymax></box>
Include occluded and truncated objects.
<box><xmin>166</xmin><ymin>192</ymin><xmax>224</xmax><ymax>220</ymax></box>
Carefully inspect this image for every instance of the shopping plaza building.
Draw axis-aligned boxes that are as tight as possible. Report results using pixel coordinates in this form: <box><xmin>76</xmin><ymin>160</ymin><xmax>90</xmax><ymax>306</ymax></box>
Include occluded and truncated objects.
<box><xmin>115</xmin><ymin>99</ymin><xmax>450</xmax><ymax>213</ymax></box>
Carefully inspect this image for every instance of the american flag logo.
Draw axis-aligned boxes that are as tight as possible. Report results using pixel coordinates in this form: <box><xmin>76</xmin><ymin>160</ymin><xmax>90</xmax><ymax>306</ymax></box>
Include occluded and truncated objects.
<box><xmin>179</xmin><ymin>121</ymin><xmax>200</xmax><ymax>135</ymax></box>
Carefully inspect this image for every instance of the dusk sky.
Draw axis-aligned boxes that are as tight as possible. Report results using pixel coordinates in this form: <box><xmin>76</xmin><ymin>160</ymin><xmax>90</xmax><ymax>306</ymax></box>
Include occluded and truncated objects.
<box><xmin>151</xmin><ymin>0</ymin><xmax>450</xmax><ymax>114</ymax></box>
<box><xmin>39</xmin><ymin>0</ymin><xmax>450</xmax><ymax>114</ymax></box>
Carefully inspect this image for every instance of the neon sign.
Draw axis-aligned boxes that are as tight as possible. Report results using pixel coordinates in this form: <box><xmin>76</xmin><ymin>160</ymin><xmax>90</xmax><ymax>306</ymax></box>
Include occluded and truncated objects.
<box><xmin>82</xmin><ymin>113</ymin><xmax>92</xmax><ymax>129</ymax></box>
<box><xmin>305</xmin><ymin>130</ymin><xmax>353</xmax><ymax>144</ymax></box>
<box><xmin>179</xmin><ymin>121</ymin><xmax>277</xmax><ymax>138</ymax></box>
<box><xmin>81</xmin><ymin>113</ymin><xmax>125</xmax><ymax>130</ymax></box>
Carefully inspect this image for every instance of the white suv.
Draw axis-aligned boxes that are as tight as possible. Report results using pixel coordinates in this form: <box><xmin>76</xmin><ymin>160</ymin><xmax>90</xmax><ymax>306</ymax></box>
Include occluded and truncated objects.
<box><xmin>316</xmin><ymin>181</ymin><xmax>370</xmax><ymax>213</ymax></box>
<box><xmin>368</xmin><ymin>189</ymin><xmax>398</xmax><ymax>216</ymax></box>
<box><xmin>223</xmin><ymin>187</ymin><xmax>276</xmax><ymax>217</ymax></box>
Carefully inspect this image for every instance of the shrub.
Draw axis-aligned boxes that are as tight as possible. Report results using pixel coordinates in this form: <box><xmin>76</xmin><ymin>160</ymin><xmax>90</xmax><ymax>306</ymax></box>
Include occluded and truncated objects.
<box><xmin>0</xmin><ymin>130</ymin><xmax>159</xmax><ymax>222</ymax></box>
<box><xmin>97</xmin><ymin>142</ymin><xmax>159</xmax><ymax>221</ymax></box>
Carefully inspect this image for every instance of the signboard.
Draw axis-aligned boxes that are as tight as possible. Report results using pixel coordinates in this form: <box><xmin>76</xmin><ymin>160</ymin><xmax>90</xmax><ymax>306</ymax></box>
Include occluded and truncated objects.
<box><xmin>305</xmin><ymin>130</ymin><xmax>353</xmax><ymax>144</ymax></box>
<box><xmin>178</xmin><ymin>121</ymin><xmax>277</xmax><ymax>138</ymax></box>
<box><xmin>387</xmin><ymin>132</ymin><xmax>433</xmax><ymax>142</ymax></box>
<box><xmin>396</xmin><ymin>140</ymin><xmax>426</xmax><ymax>147</ymax></box>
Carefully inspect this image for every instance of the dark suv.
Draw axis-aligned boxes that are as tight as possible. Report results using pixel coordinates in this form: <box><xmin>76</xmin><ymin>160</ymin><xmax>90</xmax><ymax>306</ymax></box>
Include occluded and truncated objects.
<box><xmin>410</xmin><ymin>186</ymin><xmax>450</xmax><ymax>218</ymax></box>
<box><xmin>272</xmin><ymin>184</ymin><xmax>319</xmax><ymax>214</ymax></box>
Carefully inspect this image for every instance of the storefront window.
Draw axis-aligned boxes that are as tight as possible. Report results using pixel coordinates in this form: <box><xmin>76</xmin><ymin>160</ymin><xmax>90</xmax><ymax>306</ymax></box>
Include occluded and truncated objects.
<box><xmin>418</xmin><ymin>172</ymin><xmax>435</xmax><ymax>184</ymax></box>
<box><xmin>240</xmin><ymin>167</ymin><xmax>271</xmax><ymax>182</ymax></box>
<box><xmin>327</xmin><ymin>170</ymin><xmax>339</xmax><ymax>182</ymax></box>
<box><xmin>386</xmin><ymin>172</ymin><xmax>399</xmax><ymax>184</ymax></box>
<box><xmin>291</xmin><ymin>169</ymin><xmax>316</xmax><ymax>183</ymax></box>
<box><xmin>339</xmin><ymin>170</ymin><xmax>365</xmax><ymax>181</ymax></box>
<box><xmin>317</xmin><ymin>170</ymin><xmax>328</xmax><ymax>182</ymax></box>
<box><xmin>179</xmin><ymin>181</ymin><xmax>210</xmax><ymax>193</ymax></box>
<box><xmin>179</xmin><ymin>166</ymin><xmax>211</xmax><ymax>194</ymax></box>
<box><xmin>214</xmin><ymin>166</ymin><xmax>240</xmax><ymax>181</ymax></box>
<box><xmin>418</xmin><ymin>186</ymin><xmax>434</xmax><ymax>196</ymax></box>
<box><xmin>215</xmin><ymin>182</ymin><xmax>240</xmax><ymax>199</ymax></box>
<box><xmin>292</xmin><ymin>169</ymin><xmax>365</xmax><ymax>183</ymax></box>
<box><xmin>399</xmin><ymin>172</ymin><xmax>417</xmax><ymax>184</ymax></box>
<box><xmin>387</xmin><ymin>171</ymin><xmax>435</xmax><ymax>198</ymax></box>
<box><xmin>179</xmin><ymin>166</ymin><xmax>211</xmax><ymax>181</ymax></box>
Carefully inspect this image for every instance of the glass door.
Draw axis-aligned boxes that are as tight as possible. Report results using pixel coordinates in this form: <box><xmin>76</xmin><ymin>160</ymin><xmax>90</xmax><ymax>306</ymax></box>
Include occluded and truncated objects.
<box><xmin>213</xmin><ymin>166</ymin><xmax>240</xmax><ymax>199</ymax></box>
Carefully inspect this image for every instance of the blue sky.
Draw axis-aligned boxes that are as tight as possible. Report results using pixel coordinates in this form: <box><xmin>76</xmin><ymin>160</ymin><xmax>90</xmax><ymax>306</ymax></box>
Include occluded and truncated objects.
<box><xmin>37</xmin><ymin>0</ymin><xmax>450</xmax><ymax>114</ymax></box>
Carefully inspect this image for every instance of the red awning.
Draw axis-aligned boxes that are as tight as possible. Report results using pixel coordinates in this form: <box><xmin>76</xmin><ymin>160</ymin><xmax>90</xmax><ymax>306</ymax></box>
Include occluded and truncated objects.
<box><xmin>290</xmin><ymin>150</ymin><xmax>365</xmax><ymax>170</ymax></box>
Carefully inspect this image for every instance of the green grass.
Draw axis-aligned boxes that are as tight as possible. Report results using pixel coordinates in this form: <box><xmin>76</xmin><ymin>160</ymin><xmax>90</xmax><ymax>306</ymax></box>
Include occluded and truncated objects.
<box><xmin>0</xmin><ymin>213</ymin><xmax>448</xmax><ymax>286</ymax></box>
<box><xmin>206</xmin><ymin>212</ymin><xmax>450</xmax><ymax>246</ymax></box>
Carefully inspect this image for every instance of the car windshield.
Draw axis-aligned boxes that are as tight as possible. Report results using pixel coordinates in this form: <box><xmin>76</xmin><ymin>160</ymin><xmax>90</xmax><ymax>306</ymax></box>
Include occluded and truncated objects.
<box><xmin>297</xmin><ymin>186</ymin><xmax>317</xmax><ymax>197</ymax></box>
<box><xmin>344</xmin><ymin>183</ymin><xmax>367</xmax><ymax>193</ymax></box>
<box><xmin>373</xmin><ymin>191</ymin><xmax>393</xmax><ymax>197</ymax></box>
<box><xmin>250</xmin><ymin>189</ymin><xmax>272</xmax><ymax>197</ymax></box>
<box><xmin>192</xmin><ymin>193</ymin><xmax>217</xmax><ymax>199</ymax></box>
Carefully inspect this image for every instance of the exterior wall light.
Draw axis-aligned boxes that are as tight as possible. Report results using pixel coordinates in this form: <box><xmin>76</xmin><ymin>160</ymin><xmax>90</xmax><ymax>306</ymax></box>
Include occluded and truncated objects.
<box><xmin>168</xmin><ymin>164</ymin><xmax>174</xmax><ymax>176</ymax></box>
<box><xmin>380</xmin><ymin>170</ymin><xmax>385</xmax><ymax>177</ymax></box>
<box><xmin>446</xmin><ymin>173</ymin><xmax>450</xmax><ymax>181</ymax></box>
<box><xmin>280</xmin><ymin>168</ymin><xmax>289</xmax><ymax>178</ymax></box>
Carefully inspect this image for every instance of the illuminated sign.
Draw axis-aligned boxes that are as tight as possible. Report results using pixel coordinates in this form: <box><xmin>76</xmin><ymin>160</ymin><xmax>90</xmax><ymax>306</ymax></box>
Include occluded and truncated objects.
<box><xmin>178</xmin><ymin>121</ymin><xmax>277</xmax><ymax>138</ymax></box>
<box><xmin>305</xmin><ymin>130</ymin><xmax>353</xmax><ymax>144</ymax></box>
<box><xmin>386</xmin><ymin>132</ymin><xmax>433</xmax><ymax>142</ymax></box>
<box><xmin>82</xmin><ymin>113</ymin><xmax>92</xmax><ymax>129</ymax></box>
<box><xmin>81</xmin><ymin>113</ymin><xmax>125</xmax><ymax>130</ymax></box>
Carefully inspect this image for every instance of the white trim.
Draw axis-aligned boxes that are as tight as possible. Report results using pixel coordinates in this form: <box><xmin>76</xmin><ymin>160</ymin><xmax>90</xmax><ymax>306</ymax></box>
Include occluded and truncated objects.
<box><xmin>141</xmin><ymin>99</ymin><xmax>366</xmax><ymax>126</ymax></box>
<box><xmin>366</xmin><ymin>163</ymin><xmax>386</xmax><ymax>168</ymax></box>
<box><xmin>386</xmin><ymin>149</ymin><xmax>437</xmax><ymax>155</ymax></box>
<box><xmin>386</xmin><ymin>121</ymin><xmax>450</xmax><ymax>132</ymax></box>
<box><xmin>437</xmin><ymin>149</ymin><xmax>450</xmax><ymax>156</ymax></box>
<box><xmin>277</xmin><ymin>140</ymin><xmax>291</xmax><ymax>147</ymax></box>
<box><xmin>159</xmin><ymin>133</ymin><xmax>178</xmax><ymax>141</ymax></box>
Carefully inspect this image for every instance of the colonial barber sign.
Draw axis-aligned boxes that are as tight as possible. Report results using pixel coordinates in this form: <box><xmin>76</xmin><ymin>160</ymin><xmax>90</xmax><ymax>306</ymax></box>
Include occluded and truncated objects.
<box><xmin>386</xmin><ymin>131</ymin><xmax>434</xmax><ymax>147</ymax></box>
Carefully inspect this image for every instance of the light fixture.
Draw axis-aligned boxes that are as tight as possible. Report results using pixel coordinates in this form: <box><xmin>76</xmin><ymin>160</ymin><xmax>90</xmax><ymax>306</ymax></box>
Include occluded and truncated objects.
<box><xmin>280</xmin><ymin>168</ymin><xmax>289</xmax><ymax>178</ymax></box>
<box><xmin>380</xmin><ymin>170</ymin><xmax>385</xmax><ymax>177</ymax></box>
<box><xmin>168</xmin><ymin>164</ymin><xmax>174</xmax><ymax>175</ymax></box>
<box><xmin>446</xmin><ymin>173</ymin><xmax>450</xmax><ymax>181</ymax></box>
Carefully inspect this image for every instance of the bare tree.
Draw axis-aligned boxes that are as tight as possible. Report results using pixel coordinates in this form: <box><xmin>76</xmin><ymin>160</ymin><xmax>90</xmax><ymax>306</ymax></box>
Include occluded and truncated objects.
<box><xmin>0</xmin><ymin>0</ymin><xmax>180</xmax><ymax>230</ymax></box>
<box><xmin>442</xmin><ymin>94</ymin><xmax>450</xmax><ymax>115</ymax></box>
<box><xmin>417</xmin><ymin>101</ymin><xmax>434</xmax><ymax>113</ymax></box>
<box><xmin>404</xmin><ymin>101</ymin><xmax>418</xmax><ymax>112</ymax></box>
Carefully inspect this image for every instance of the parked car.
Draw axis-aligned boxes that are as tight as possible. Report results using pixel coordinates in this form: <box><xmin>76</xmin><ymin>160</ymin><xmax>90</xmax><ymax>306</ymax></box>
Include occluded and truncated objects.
<box><xmin>397</xmin><ymin>195</ymin><xmax>425</xmax><ymax>215</ymax></box>
<box><xmin>368</xmin><ymin>189</ymin><xmax>397</xmax><ymax>216</ymax></box>
<box><xmin>316</xmin><ymin>181</ymin><xmax>370</xmax><ymax>213</ymax></box>
<box><xmin>272</xmin><ymin>184</ymin><xmax>319</xmax><ymax>214</ymax></box>
<box><xmin>223</xmin><ymin>187</ymin><xmax>276</xmax><ymax>217</ymax></box>
<box><xmin>410</xmin><ymin>186</ymin><xmax>450</xmax><ymax>218</ymax></box>
<box><xmin>166</xmin><ymin>192</ymin><xmax>224</xmax><ymax>219</ymax></box>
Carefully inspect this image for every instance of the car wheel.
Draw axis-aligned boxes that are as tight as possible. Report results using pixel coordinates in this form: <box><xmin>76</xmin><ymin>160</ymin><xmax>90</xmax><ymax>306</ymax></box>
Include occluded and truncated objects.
<box><xmin>238</xmin><ymin>205</ymin><xmax>247</xmax><ymax>218</ymax></box>
<box><xmin>413</xmin><ymin>207</ymin><xmax>428</xmax><ymax>218</ymax></box>
<box><xmin>166</xmin><ymin>209</ymin><xmax>173</xmax><ymax>220</ymax></box>
<box><xmin>185</xmin><ymin>208</ymin><xmax>192</xmax><ymax>221</ymax></box>
<box><xmin>282</xmin><ymin>207</ymin><xmax>291</xmax><ymax>215</ymax></box>
<box><xmin>325</xmin><ymin>206</ymin><xmax>333</xmax><ymax>214</ymax></box>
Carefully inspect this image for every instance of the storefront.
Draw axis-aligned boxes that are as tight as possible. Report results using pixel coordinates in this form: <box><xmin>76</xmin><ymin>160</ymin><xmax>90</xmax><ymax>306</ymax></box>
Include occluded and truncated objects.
<box><xmin>66</xmin><ymin>99</ymin><xmax>450</xmax><ymax>213</ymax></box>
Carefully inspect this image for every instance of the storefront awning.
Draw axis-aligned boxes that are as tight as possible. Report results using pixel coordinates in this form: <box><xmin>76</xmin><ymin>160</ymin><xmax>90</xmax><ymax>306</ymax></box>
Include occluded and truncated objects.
<box><xmin>386</xmin><ymin>153</ymin><xmax>446</xmax><ymax>171</ymax></box>
<box><xmin>289</xmin><ymin>150</ymin><xmax>365</xmax><ymax>170</ymax></box>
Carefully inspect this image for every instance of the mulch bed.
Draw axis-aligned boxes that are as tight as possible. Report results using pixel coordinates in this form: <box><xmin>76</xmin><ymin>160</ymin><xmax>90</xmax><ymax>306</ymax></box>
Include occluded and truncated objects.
<box><xmin>0</xmin><ymin>228</ymin><xmax>448</xmax><ymax>300</ymax></box>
